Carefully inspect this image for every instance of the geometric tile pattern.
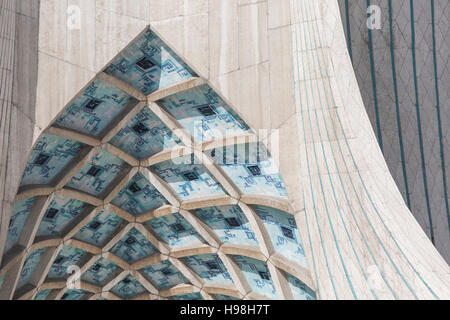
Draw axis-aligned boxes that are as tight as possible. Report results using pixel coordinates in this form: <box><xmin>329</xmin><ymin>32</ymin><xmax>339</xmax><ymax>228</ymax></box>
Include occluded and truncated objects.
<box><xmin>208</xmin><ymin>143</ymin><xmax>288</xmax><ymax>197</ymax></box>
<box><xmin>159</xmin><ymin>84</ymin><xmax>251</xmax><ymax>142</ymax></box>
<box><xmin>195</xmin><ymin>206</ymin><xmax>258</xmax><ymax>246</ymax></box>
<box><xmin>338</xmin><ymin>0</ymin><xmax>450</xmax><ymax>263</ymax></box>
<box><xmin>1</xmin><ymin>26</ymin><xmax>314</xmax><ymax>301</ymax></box>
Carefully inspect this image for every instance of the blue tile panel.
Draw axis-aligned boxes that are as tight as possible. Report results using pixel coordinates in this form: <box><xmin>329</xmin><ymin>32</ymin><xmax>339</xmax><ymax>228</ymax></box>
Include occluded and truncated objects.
<box><xmin>112</xmin><ymin>172</ymin><xmax>168</xmax><ymax>216</ymax></box>
<box><xmin>233</xmin><ymin>255</ymin><xmax>276</xmax><ymax>299</ymax></box>
<box><xmin>47</xmin><ymin>246</ymin><xmax>87</xmax><ymax>279</ymax></box>
<box><xmin>208</xmin><ymin>142</ymin><xmax>287</xmax><ymax>198</ymax></box>
<box><xmin>74</xmin><ymin>211</ymin><xmax>123</xmax><ymax>246</ymax></box>
<box><xmin>285</xmin><ymin>272</ymin><xmax>316</xmax><ymax>300</ymax></box>
<box><xmin>141</xmin><ymin>260</ymin><xmax>187</xmax><ymax>289</ymax></box>
<box><xmin>183</xmin><ymin>254</ymin><xmax>233</xmax><ymax>284</ymax></box>
<box><xmin>146</xmin><ymin>213</ymin><xmax>206</xmax><ymax>248</ymax></box>
<box><xmin>17</xmin><ymin>249</ymin><xmax>45</xmax><ymax>289</ymax></box>
<box><xmin>54</xmin><ymin>79</ymin><xmax>131</xmax><ymax>137</ymax></box>
<box><xmin>66</xmin><ymin>149</ymin><xmax>126</xmax><ymax>197</ymax></box>
<box><xmin>152</xmin><ymin>155</ymin><xmax>225</xmax><ymax>200</ymax></box>
<box><xmin>110</xmin><ymin>106</ymin><xmax>182</xmax><ymax>160</ymax></box>
<box><xmin>81</xmin><ymin>258</ymin><xmax>119</xmax><ymax>286</ymax></box>
<box><xmin>214</xmin><ymin>294</ymin><xmax>240</xmax><ymax>300</ymax></box>
<box><xmin>105</xmin><ymin>28</ymin><xmax>196</xmax><ymax>95</ymax></box>
<box><xmin>172</xmin><ymin>292</ymin><xmax>203</xmax><ymax>300</ymax></box>
<box><xmin>34</xmin><ymin>290</ymin><xmax>51</xmax><ymax>300</ymax></box>
<box><xmin>110</xmin><ymin>227</ymin><xmax>158</xmax><ymax>263</ymax></box>
<box><xmin>159</xmin><ymin>84</ymin><xmax>251</xmax><ymax>142</ymax></box>
<box><xmin>62</xmin><ymin>289</ymin><xmax>86</xmax><ymax>300</ymax></box>
<box><xmin>0</xmin><ymin>273</ymin><xmax>5</xmax><ymax>291</ymax></box>
<box><xmin>20</xmin><ymin>134</ymin><xmax>83</xmax><ymax>187</ymax></box>
<box><xmin>195</xmin><ymin>205</ymin><xmax>258</xmax><ymax>246</ymax></box>
<box><xmin>111</xmin><ymin>275</ymin><xmax>146</xmax><ymax>299</ymax></box>
<box><xmin>5</xmin><ymin>197</ymin><xmax>36</xmax><ymax>253</ymax></box>
<box><xmin>36</xmin><ymin>195</ymin><xmax>87</xmax><ymax>237</ymax></box>
<box><xmin>252</xmin><ymin>205</ymin><xmax>307</xmax><ymax>268</ymax></box>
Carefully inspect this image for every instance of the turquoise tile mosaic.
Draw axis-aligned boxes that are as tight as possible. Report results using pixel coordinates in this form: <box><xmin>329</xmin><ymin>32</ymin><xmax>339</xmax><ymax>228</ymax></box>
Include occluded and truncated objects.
<box><xmin>36</xmin><ymin>195</ymin><xmax>87</xmax><ymax>237</ymax></box>
<box><xmin>195</xmin><ymin>205</ymin><xmax>258</xmax><ymax>246</ymax></box>
<box><xmin>152</xmin><ymin>155</ymin><xmax>225</xmax><ymax>200</ymax></box>
<box><xmin>109</xmin><ymin>106</ymin><xmax>182</xmax><ymax>160</ymax></box>
<box><xmin>285</xmin><ymin>272</ymin><xmax>316</xmax><ymax>300</ymax></box>
<box><xmin>0</xmin><ymin>273</ymin><xmax>5</xmax><ymax>291</ymax></box>
<box><xmin>111</xmin><ymin>274</ymin><xmax>146</xmax><ymax>299</ymax></box>
<box><xmin>159</xmin><ymin>84</ymin><xmax>251</xmax><ymax>143</ymax></box>
<box><xmin>74</xmin><ymin>211</ymin><xmax>124</xmax><ymax>246</ymax></box>
<box><xmin>34</xmin><ymin>289</ymin><xmax>51</xmax><ymax>300</ymax></box>
<box><xmin>54</xmin><ymin>79</ymin><xmax>131</xmax><ymax>137</ymax></box>
<box><xmin>172</xmin><ymin>292</ymin><xmax>203</xmax><ymax>300</ymax></box>
<box><xmin>214</xmin><ymin>294</ymin><xmax>240</xmax><ymax>300</ymax></box>
<box><xmin>66</xmin><ymin>149</ymin><xmax>126</xmax><ymax>197</ymax></box>
<box><xmin>5</xmin><ymin>197</ymin><xmax>36</xmax><ymax>253</ymax></box>
<box><xmin>20</xmin><ymin>134</ymin><xmax>83</xmax><ymax>187</ymax></box>
<box><xmin>105</xmin><ymin>29</ymin><xmax>196</xmax><ymax>95</ymax></box>
<box><xmin>112</xmin><ymin>172</ymin><xmax>168</xmax><ymax>215</ymax></box>
<box><xmin>183</xmin><ymin>254</ymin><xmax>233</xmax><ymax>284</ymax></box>
<box><xmin>47</xmin><ymin>246</ymin><xmax>88</xmax><ymax>279</ymax></box>
<box><xmin>110</xmin><ymin>227</ymin><xmax>158</xmax><ymax>263</ymax></box>
<box><xmin>17</xmin><ymin>248</ymin><xmax>45</xmax><ymax>289</ymax></box>
<box><xmin>207</xmin><ymin>142</ymin><xmax>287</xmax><ymax>197</ymax></box>
<box><xmin>233</xmin><ymin>255</ymin><xmax>277</xmax><ymax>299</ymax></box>
<box><xmin>61</xmin><ymin>289</ymin><xmax>86</xmax><ymax>300</ymax></box>
<box><xmin>81</xmin><ymin>257</ymin><xmax>119</xmax><ymax>286</ymax></box>
<box><xmin>141</xmin><ymin>260</ymin><xmax>187</xmax><ymax>289</ymax></box>
<box><xmin>146</xmin><ymin>213</ymin><xmax>206</xmax><ymax>248</ymax></box>
<box><xmin>252</xmin><ymin>205</ymin><xmax>307</xmax><ymax>268</ymax></box>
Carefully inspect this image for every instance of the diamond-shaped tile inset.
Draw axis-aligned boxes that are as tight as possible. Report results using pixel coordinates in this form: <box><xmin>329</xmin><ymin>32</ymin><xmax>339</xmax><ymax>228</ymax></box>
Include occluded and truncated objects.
<box><xmin>285</xmin><ymin>272</ymin><xmax>316</xmax><ymax>300</ymax></box>
<box><xmin>152</xmin><ymin>155</ymin><xmax>226</xmax><ymax>200</ymax></box>
<box><xmin>172</xmin><ymin>292</ymin><xmax>203</xmax><ymax>300</ymax></box>
<box><xmin>74</xmin><ymin>211</ymin><xmax>124</xmax><ymax>246</ymax></box>
<box><xmin>112</xmin><ymin>172</ymin><xmax>169</xmax><ymax>216</ymax></box>
<box><xmin>146</xmin><ymin>213</ymin><xmax>206</xmax><ymax>248</ymax></box>
<box><xmin>183</xmin><ymin>254</ymin><xmax>233</xmax><ymax>284</ymax></box>
<box><xmin>195</xmin><ymin>205</ymin><xmax>258</xmax><ymax>246</ymax></box>
<box><xmin>34</xmin><ymin>290</ymin><xmax>51</xmax><ymax>300</ymax></box>
<box><xmin>47</xmin><ymin>246</ymin><xmax>88</xmax><ymax>279</ymax></box>
<box><xmin>141</xmin><ymin>260</ymin><xmax>187</xmax><ymax>290</ymax></box>
<box><xmin>36</xmin><ymin>195</ymin><xmax>88</xmax><ymax>238</ymax></box>
<box><xmin>5</xmin><ymin>197</ymin><xmax>36</xmax><ymax>253</ymax></box>
<box><xmin>111</xmin><ymin>274</ymin><xmax>146</xmax><ymax>299</ymax></box>
<box><xmin>66</xmin><ymin>149</ymin><xmax>126</xmax><ymax>197</ymax></box>
<box><xmin>110</xmin><ymin>227</ymin><xmax>159</xmax><ymax>263</ymax></box>
<box><xmin>17</xmin><ymin>248</ymin><xmax>45</xmax><ymax>289</ymax></box>
<box><xmin>208</xmin><ymin>142</ymin><xmax>287</xmax><ymax>198</ymax></box>
<box><xmin>233</xmin><ymin>255</ymin><xmax>276</xmax><ymax>300</ymax></box>
<box><xmin>61</xmin><ymin>289</ymin><xmax>87</xmax><ymax>300</ymax></box>
<box><xmin>109</xmin><ymin>106</ymin><xmax>182</xmax><ymax>160</ymax></box>
<box><xmin>54</xmin><ymin>79</ymin><xmax>132</xmax><ymax>137</ymax></box>
<box><xmin>105</xmin><ymin>28</ymin><xmax>196</xmax><ymax>95</ymax></box>
<box><xmin>159</xmin><ymin>84</ymin><xmax>251</xmax><ymax>143</ymax></box>
<box><xmin>253</xmin><ymin>205</ymin><xmax>307</xmax><ymax>268</ymax></box>
<box><xmin>81</xmin><ymin>258</ymin><xmax>119</xmax><ymax>286</ymax></box>
<box><xmin>20</xmin><ymin>134</ymin><xmax>83</xmax><ymax>187</ymax></box>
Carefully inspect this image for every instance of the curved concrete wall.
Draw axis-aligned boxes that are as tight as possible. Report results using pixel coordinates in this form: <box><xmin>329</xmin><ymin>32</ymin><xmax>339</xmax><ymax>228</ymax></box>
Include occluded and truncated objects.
<box><xmin>338</xmin><ymin>0</ymin><xmax>450</xmax><ymax>263</ymax></box>
<box><xmin>0</xmin><ymin>0</ymin><xmax>449</xmax><ymax>299</ymax></box>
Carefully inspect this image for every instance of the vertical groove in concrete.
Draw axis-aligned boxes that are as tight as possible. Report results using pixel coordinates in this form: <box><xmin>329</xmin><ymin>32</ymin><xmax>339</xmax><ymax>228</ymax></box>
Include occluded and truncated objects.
<box><xmin>0</xmin><ymin>0</ymin><xmax>40</xmax><ymax>263</ymax></box>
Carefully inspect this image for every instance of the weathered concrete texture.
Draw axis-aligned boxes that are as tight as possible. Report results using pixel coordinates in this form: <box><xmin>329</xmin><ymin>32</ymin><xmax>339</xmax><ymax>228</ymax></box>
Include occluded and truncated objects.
<box><xmin>338</xmin><ymin>0</ymin><xmax>450</xmax><ymax>263</ymax></box>
<box><xmin>0</xmin><ymin>0</ymin><xmax>40</xmax><ymax>260</ymax></box>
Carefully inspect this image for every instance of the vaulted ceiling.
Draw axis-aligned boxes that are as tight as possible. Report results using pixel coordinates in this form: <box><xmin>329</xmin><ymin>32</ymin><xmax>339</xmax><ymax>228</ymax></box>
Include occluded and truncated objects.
<box><xmin>0</xmin><ymin>27</ymin><xmax>315</xmax><ymax>300</ymax></box>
